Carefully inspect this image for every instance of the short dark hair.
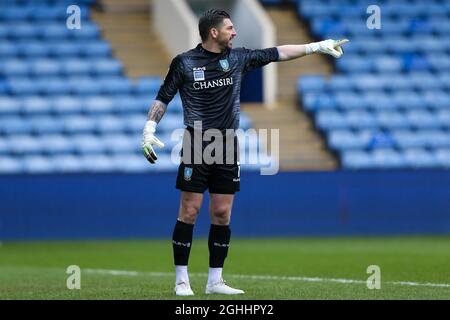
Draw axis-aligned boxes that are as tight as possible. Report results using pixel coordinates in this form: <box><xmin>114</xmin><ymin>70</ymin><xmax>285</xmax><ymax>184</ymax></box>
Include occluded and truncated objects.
<box><xmin>198</xmin><ymin>9</ymin><xmax>231</xmax><ymax>42</ymax></box>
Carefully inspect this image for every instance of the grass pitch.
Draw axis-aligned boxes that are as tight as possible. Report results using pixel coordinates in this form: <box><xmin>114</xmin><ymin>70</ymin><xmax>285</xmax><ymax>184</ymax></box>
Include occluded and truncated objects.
<box><xmin>0</xmin><ymin>237</ymin><xmax>449</xmax><ymax>299</ymax></box>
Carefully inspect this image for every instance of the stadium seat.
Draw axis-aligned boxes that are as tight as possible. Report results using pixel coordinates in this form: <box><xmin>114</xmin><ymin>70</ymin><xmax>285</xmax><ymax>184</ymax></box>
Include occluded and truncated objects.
<box><xmin>29</xmin><ymin>115</ymin><xmax>65</xmax><ymax>134</ymax></box>
<box><xmin>22</xmin><ymin>155</ymin><xmax>55</xmax><ymax>173</ymax></box>
<box><xmin>72</xmin><ymin>135</ymin><xmax>106</xmax><ymax>154</ymax></box>
<box><xmin>403</xmin><ymin>149</ymin><xmax>438</xmax><ymax>168</ymax></box>
<box><xmin>79</xmin><ymin>154</ymin><xmax>116</xmax><ymax>172</ymax></box>
<box><xmin>39</xmin><ymin>134</ymin><xmax>74</xmax><ymax>154</ymax></box>
<box><xmin>0</xmin><ymin>116</ymin><xmax>31</xmax><ymax>135</ymax></box>
<box><xmin>372</xmin><ymin>149</ymin><xmax>406</xmax><ymax>169</ymax></box>
<box><xmin>63</xmin><ymin>116</ymin><xmax>96</xmax><ymax>134</ymax></box>
<box><xmin>0</xmin><ymin>97</ymin><xmax>21</xmax><ymax>115</ymax></box>
<box><xmin>22</xmin><ymin>96</ymin><xmax>52</xmax><ymax>114</ymax></box>
<box><xmin>435</xmin><ymin>149</ymin><xmax>450</xmax><ymax>167</ymax></box>
<box><xmin>51</xmin><ymin>155</ymin><xmax>84</xmax><ymax>173</ymax></box>
<box><xmin>101</xmin><ymin>134</ymin><xmax>139</xmax><ymax>154</ymax></box>
<box><xmin>341</xmin><ymin>150</ymin><xmax>373</xmax><ymax>169</ymax></box>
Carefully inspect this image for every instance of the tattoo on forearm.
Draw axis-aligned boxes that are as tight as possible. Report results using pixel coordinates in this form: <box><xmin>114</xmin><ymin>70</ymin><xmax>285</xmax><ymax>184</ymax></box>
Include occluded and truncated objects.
<box><xmin>148</xmin><ymin>100</ymin><xmax>167</xmax><ymax>123</ymax></box>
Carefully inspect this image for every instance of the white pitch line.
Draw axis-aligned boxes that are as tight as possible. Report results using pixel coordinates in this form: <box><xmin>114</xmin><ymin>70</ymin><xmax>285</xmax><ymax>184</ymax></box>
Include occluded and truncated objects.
<box><xmin>84</xmin><ymin>268</ymin><xmax>450</xmax><ymax>289</ymax></box>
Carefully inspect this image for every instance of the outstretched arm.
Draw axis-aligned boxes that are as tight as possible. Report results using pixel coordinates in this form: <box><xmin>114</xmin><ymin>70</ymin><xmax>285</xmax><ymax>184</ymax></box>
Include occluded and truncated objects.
<box><xmin>277</xmin><ymin>39</ymin><xmax>349</xmax><ymax>61</ymax></box>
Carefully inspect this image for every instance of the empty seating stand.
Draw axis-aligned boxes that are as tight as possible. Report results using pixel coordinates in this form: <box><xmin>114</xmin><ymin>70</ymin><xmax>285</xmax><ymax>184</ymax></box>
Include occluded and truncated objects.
<box><xmin>295</xmin><ymin>0</ymin><xmax>450</xmax><ymax>169</ymax></box>
<box><xmin>0</xmin><ymin>0</ymin><xmax>259</xmax><ymax>174</ymax></box>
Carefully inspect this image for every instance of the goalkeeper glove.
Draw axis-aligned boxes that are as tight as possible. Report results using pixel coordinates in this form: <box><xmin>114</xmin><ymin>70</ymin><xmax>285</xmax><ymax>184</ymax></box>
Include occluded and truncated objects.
<box><xmin>142</xmin><ymin>120</ymin><xmax>165</xmax><ymax>164</ymax></box>
<box><xmin>305</xmin><ymin>39</ymin><xmax>349</xmax><ymax>58</ymax></box>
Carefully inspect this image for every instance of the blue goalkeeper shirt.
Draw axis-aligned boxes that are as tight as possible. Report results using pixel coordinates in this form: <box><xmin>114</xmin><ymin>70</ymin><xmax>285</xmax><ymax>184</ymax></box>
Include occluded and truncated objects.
<box><xmin>156</xmin><ymin>43</ymin><xmax>279</xmax><ymax>130</ymax></box>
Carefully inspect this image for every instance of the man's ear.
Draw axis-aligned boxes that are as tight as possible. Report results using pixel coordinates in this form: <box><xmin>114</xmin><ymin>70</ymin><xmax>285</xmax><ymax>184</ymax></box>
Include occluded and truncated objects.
<box><xmin>210</xmin><ymin>28</ymin><xmax>218</xmax><ymax>39</ymax></box>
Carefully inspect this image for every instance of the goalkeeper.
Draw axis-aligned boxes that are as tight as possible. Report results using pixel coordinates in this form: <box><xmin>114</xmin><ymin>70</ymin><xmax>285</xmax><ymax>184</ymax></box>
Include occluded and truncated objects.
<box><xmin>142</xmin><ymin>8</ymin><xmax>348</xmax><ymax>296</ymax></box>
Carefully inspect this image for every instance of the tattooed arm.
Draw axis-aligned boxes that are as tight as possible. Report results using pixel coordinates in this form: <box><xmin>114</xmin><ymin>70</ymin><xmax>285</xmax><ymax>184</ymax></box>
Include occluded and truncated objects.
<box><xmin>147</xmin><ymin>100</ymin><xmax>168</xmax><ymax>123</ymax></box>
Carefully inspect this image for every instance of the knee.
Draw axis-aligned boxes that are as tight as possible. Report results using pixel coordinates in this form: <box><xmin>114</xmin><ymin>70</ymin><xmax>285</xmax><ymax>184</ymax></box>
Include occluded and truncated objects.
<box><xmin>179</xmin><ymin>199</ymin><xmax>201</xmax><ymax>224</ymax></box>
<box><xmin>211</xmin><ymin>204</ymin><xmax>231</xmax><ymax>225</ymax></box>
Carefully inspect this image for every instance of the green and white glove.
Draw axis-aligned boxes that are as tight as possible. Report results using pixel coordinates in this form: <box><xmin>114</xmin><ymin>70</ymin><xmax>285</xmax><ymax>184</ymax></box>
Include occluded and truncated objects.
<box><xmin>142</xmin><ymin>120</ymin><xmax>165</xmax><ymax>164</ymax></box>
<box><xmin>305</xmin><ymin>39</ymin><xmax>349</xmax><ymax>58</ymax></box>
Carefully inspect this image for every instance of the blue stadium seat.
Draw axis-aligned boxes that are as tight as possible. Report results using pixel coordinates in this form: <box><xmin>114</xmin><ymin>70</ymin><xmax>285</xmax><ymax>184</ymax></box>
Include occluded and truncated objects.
<box><xmin>316</xmin><ymin>110</ymin><xmax>347</xmax><ymax>130</ymax></box>
<box><xmin>422</xmin><ymin>130</ymin><xmax>450</xmax><ymax>148</ymax></box>
<box><xmin>328</xmin><ymin>75</ymin><xmax>354</xmax><ymax>92</ymax></box>
<box><xmin>9</xmin><ymin>23</ymin><xmax>39</xmax><ymax>38</ymax></box>
<box><xmin>29</xmin><ymin>115</ymin><xmax>65</xmax><ymax>134</ymax></box>
<box><xmin>302</xmin><ymin>93</ymin><xmax>336</xmax><ymax>111</ymax></box>
<box><xmin>63</xmin><ymin>115</ymin><xmax>96</xmax><ymax>133</ymax></box>
<box><xmin>0</xmin><ymin>97</ymin><xmax>21</xmax><ymax>115</ymax></box>
<box><xmin>403</xmin><ymin>149</ymin><xmax>438</xmax><ymax>168</ymax></box>
<box><xmin>39</xmin><ymin>134</ymin><xmax>74</xmax><ymax>154</ymax></box>
<box><xmin>51</xmin><ymin>155</ymin><xmax>84</xmax><ymax>173</ymax></box>
<box><xmin>435</xmin><ymin>149</ymin><xmax>450</xmax><ymax>168</ymax></box>
<box><xmin>0</xmin><ymin>157</ymin><xmax>23</xmax><ymax>173</ymax></box>
<box><xmin>111</xmin><ymin>154</ymin><xmax>150</xmax><ymax>172</ymax></box>
<box><xmin>328</xmin><ymin>130</ymin><xmax>371</xmax><ymax>150</ymax></box>
<box><xmin>95</xmin><ymin>116</ymin><xmax>126</xmax><ymax>133</ymax></box>
<box><xmin>91</xmin><ymin>59</ymin><xmax>123</xmax><ymax>76</ymax></box>
<box><xmin>22</xmin><ymin>96</ymin><xmax>52</xmax><ymax>114</ymax></box>
<box><xmin>69</xmin><ymin>22</ymin><xmax>100</xmax><ymax>40</ymax></box>
<box><xmin>84</xmin><ymin>96</ymin><xmax>115</xmax><ymax>113</ymax></box>
<box><xmin>0</xmin><ymin>41</ymin><xmax>18</xmax><ymax>57</ymax></box>
<box><xmin>424</xmin><ymin>91</ymin><xmax>450</xmax><ymax>109</ymax></box>
<box><xmin>101</xmin><ymin>134</ymin><xmax>139</xmax><ymax>154</ymax></box>
<box><xmin>101</xmin><ymin>78</ymin><xmax>133</xmax><ymax>95</ymax></box>
<box><xmin>51</xmin><ymin>42</ymin><xmax>82</xmax><ymax>57</ymax></box>
<box><xmin>8</xmin><ymin>135</ymin><xmax>42</xmax><ymax>154</ymax></box>
<box><xmin>79</xmin><ymin>154</ymin><xmax>115</xmax><ymax>172</ymax></box>
<box><xmin>70</xmin><ymin>77</ymin><xmax>103</xmax><ymax>95</ymax></box>
<box><xmin>8</xmin><ymin>78</ymin><xmax>43</xmax><ymax>95</ymax></box>
<box><xmin>22</xmin><ymin>155</ymin><xmax>55</xmax><ymax>173</ymax></box>
<box><xmin>373</xmin><ymin>56</ymin><xmax>403</xmax><ymax>73</ymax></box>
<box><xmin>372</xmin><ymin>149</ymin><xmax>406</xmax><ymax>169</ymax></box>
<box><xmin>2</xmin><ymin>60</ymin><xmax>29</xmax><ymax>76</ymax></box>
<box><xmin>61</xmin><ymin>59</ymin><xmax>91</xmax><ymax>75</ymax></box>
<box><xmin>341</xmin><ymin>150</ymin><xmax>373</xmax><ymax>169</ymax></box>
<box><xmin>30</xmin><ymin>59</ymin><xmax>61</xmax><ymax>76</ymax></box>
<box><xmin>124</xmin><ymin>114</ymin><xmax>145</xmax><ymax>134</ymax></box>
<box><xmin>19</xmin><ymin>41</ymin><xmax>51</xmax><ymax>57</ymax></box>
<box><xmin>392</xmin><ymin>130</ymin><xmax>427</xmax><ymax>148</ymax></box>
<box><xmin>392</xmin><ymin>91</ymin><xmax>425</xmax><ymax>109</ymax></box>
<box><xmin>41</xmin><ymin>24</ymin><xmax>71</xmax><ymax>39</ymax></box>
<box><xmin>364</xmin><ymin>92</ymin><xmax>393</xmax><ymax>110</ymax></box>
<box><xmin>346</xmin><ymin>111</ymin><xmax>377</xmax><ymax>129</ymax></box>
<box><xmin>39</xmin><ymin>78</ymin><xmax>72</xmax><ymax>95</ymax></box>
<box><xmin>298</xmin><ymin>75</ymin><xmax>326</xmax><ymax>93</ymax></box>
<box><xmin>335</xmin><ymin>92</ymin><xmax>363</xmax><ymax>110</ymax></box>
<box><xmin>406</xmin><ymin>110</ymin><xmax>438</xmax><ymax>129</ymax></box>
<box><xmin>80</xmin><ymin>41</ymin><xmax>112</xmax><ymax>57</ymax></box>
<box><xmin>158</xmin><ymin>114</ymin><xmax>184</xmax><ymax>132</ymax></box>
<box><xmin>52</xmin><ymin>96</ymin><xmax>83</xmax><ymax>114</ymax></box>
<box><xmin>72</xmin><ymin>135</ymin><xmax>105</xmax><ymax>154</ymax></box>
<box><xmin>134</xmin><ymin>77</ymin><xmax>162</xmax><ymax>94</ymax></box>
<box><xmin>437</xmin><ymin>110</ymin><xmax>450</xmax><ymax>128</ymax></box>
<box><xmin>0</xmin><ymin>116</ymin><xmax>31</xmax><ymax>135</ymax></box>
<box><xmin>114</xmin><ymin>96</ymin><xmax>143</xmax><ymax>113</ymax></box>
<box><xmin>337</xmin><ymin>55</ymin><xmax>373</xmax><ymax>73</ymax></box>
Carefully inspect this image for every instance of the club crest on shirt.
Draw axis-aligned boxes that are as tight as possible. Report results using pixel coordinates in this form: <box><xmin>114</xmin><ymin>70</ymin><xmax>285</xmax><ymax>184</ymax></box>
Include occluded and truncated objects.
<box><xmin>184</xmin><ymin>167</ymin><xmax>193</xmax><ymax>181</ymax></box>
<box><xmin>219</xmin><ymin>59</ymin><xmax>230</xmax><ymax>72</ymax></box>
